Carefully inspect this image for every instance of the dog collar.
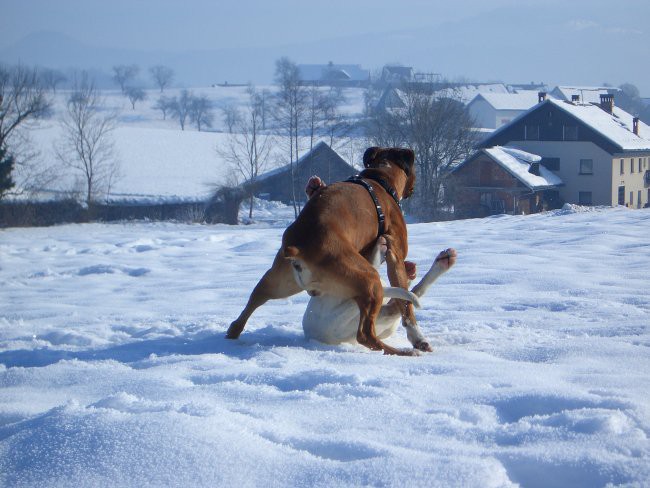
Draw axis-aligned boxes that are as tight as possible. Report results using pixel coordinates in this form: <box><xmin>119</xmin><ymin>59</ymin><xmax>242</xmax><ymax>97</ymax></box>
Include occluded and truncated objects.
<box><xmin>346</xmin><ymin>175</ymin><xmax>401</xmax><ymax>237</ymax></box>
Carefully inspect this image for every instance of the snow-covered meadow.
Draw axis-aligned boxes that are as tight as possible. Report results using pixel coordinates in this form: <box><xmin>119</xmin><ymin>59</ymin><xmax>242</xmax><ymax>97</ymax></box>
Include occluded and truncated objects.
<box><xmin>1</xmin><ymin>204</ymin><xmax>649</xmax><ymax>487</ymax></box>
<box><xmin>20</xmin><ymin>85</ymin><xmax>367</xmax><ymax>203</ymax></box>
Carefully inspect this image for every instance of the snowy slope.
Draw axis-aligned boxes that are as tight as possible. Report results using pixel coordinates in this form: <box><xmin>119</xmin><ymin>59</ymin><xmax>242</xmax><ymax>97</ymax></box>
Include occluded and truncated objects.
<box><xmin>1</xmin><ymin>205</ymin><xmax>649</xmax><ymax>487</ymax></box>
<box><xmin>18</xmin><ymin>86</ymin><xmax>366</xmax><ymax>202</ymax></box>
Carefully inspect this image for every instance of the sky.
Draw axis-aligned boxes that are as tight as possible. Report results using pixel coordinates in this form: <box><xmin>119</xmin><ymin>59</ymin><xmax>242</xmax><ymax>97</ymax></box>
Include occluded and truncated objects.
<box><xmin>2</xmin><ymin>0</ymin><xmax>649</xmax><ymax>93</ymax></box>
<box><xmin>1</xmin><ymin>0</ymin><xmax>534</xmax><ymax>51</ymax></box>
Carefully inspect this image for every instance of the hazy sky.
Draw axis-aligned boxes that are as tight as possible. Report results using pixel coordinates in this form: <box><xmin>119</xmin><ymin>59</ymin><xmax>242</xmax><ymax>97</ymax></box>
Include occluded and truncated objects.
<box><xmin>2</xmin><ymin>0</ymin><xmax>649</xmax><ymax>92</ymax></box>
<box><xmin>1</xmin><ymin>0</ymin><xmax>565</xmax><ymax>50</ymax></box>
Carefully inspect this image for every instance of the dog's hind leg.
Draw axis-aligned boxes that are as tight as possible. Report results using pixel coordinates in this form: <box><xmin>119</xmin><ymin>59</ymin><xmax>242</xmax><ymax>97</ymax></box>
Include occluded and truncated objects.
<box><xmin>227</xmin><ymin>250</ymin><xmax>302</xmax><ymax>339</ymax></box>
<box><xmin>382</xmin><ymin>235</ymin><xmax>433</xmax><ymax>352</ymax></box>
<box><xmin>324</xmin><ymin>252</ymin><xmax>415</xmax><ymax>356</ymax></box>
<box><xmin>411</xmin><ymin>248</ymin><xmax>457</xmax><ymax>298</ymax></box>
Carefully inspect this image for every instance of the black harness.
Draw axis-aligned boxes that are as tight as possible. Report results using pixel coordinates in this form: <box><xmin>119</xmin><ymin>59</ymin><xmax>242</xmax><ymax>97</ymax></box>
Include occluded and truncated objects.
<box><xmin>346</xmin><ymin>175</ymin><xmax>402</xmax><ymax>237</ymax></box>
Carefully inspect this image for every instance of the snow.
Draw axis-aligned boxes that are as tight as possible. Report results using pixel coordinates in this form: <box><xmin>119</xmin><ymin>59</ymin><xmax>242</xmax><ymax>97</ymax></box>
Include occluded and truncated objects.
<box><xmin>484</xmin><ymin>146</ymin><xmax>564</xmax><ymax>190</ymax></box>
<box><xmin>471</xmin><ymin>92</ymin><xmax>541</xmax><ymax>111</ymax></box>
<box><xmin>2</xmin><ymin>205</ymin><xmax>649</xmax><ymax>487</ymax></box>
<box><xmin>552</xmin><ymin>87</ymin><xmax>614</xmax><ymax>105</ymax></box>
<box><xmin>546</xmin><ymin>98</ymin><xmax>650</xmax><ymax>151</ymax></box>
<box><xmin>17</xmin><ymin>85</ymin><xmax>368</xmax><ymax>203</ymax></box>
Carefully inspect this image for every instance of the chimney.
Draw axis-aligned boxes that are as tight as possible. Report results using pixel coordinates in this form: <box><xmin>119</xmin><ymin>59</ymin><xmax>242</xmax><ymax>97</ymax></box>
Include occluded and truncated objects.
<box><xmin>538</xmin><ymin>91</ymin><xmax>547</xmax><ymax>103</ymax></box>
<box><xmin>633</xmin><ymin>117</ymin><xmax>639</xmax><ymax>136</ymax></box>
<box><xmin>600</xmin><ymin>93</ymin><xmax>614</xmax><ymax>114</ymax></box>
<box><xmin>571</xmin><ymin>94</ymin><xmax>580</xmax><ymax>103</ymax></box>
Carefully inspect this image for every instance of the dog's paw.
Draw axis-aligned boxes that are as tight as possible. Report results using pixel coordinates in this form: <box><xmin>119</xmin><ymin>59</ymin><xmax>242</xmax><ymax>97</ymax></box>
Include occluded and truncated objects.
<box><xmin>226</xmin><ymin>321</ymin><xmax>243</xmax><ymax>339</ymax></box>
<box><xmin>434</xmin><ymin>248</ymin><xmax>457</xmax><ymax>271</ymax></box>
<box><xmin>414</xmin><ymin>339</ymin><xmax>433</xmax><ymax>353</ymax></box>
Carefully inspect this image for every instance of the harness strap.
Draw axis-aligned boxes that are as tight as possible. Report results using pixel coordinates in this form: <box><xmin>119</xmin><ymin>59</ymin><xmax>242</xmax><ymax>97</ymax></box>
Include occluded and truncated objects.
<box><xmin>369</xmin><ymin>175</ymin><xmax>401</xmax><ymax>208</ymax></box>
<box><xmin>346</xmin><ymin>175</ymin><xmax>387</xmax><ymax>237</ymax></box>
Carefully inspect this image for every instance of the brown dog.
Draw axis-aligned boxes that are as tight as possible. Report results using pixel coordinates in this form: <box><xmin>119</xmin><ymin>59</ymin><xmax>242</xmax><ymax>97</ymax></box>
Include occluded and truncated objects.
<box><xmin>227</xmin><ymin>147</ymin><xmax>432</xmax><ymax>355</ymax></box>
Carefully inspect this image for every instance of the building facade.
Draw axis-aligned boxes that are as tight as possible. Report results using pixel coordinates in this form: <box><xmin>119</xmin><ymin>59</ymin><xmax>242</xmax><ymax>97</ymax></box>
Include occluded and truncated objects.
<box><xmin>478</xmin><ymin>94</ymin><xmax>650</xmax><ymax>208</ymax></box>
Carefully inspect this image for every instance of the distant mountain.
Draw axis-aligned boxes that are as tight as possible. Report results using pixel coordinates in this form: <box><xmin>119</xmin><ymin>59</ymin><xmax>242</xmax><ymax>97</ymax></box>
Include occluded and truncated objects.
<box><xmin>2</xmin><ymin>3</ymin><xmax>648</xmax><ymax>94</ymax></box>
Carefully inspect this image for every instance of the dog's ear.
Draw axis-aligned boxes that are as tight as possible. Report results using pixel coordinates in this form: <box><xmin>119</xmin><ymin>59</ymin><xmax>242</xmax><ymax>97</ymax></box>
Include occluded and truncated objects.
<box><xmin>363</xmin><ymin>147</ymin><xmax>382</xmax><ymax>168</ymax></box>
<box><xmin>397</xmin><ymin>148</ymin><xmax>415</xmax><ymax>175</ymax></box>
<box><xmin>384</xmin><ymin>148</ymin><xmax>415</xmax><ymax>175</ymax></box>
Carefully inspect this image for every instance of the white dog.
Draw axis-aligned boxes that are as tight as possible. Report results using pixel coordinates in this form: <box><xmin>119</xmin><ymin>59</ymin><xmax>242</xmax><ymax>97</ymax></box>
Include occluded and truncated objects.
<box><xmin>302</xmin><ymin>236</ymin><xmax>457</xmax><ymax>346</ymax></box>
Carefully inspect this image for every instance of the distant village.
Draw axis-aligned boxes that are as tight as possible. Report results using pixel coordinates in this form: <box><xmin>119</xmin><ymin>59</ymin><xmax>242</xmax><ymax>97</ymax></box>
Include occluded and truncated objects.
<box><xmin>2</xmin><ymin>59</ymin><xmax>650</xmax><ymax>226</ymax></box>
<box><xmin>273</xmin><ymin>62</ymin><xmax>650</xmax><ymax>218</ymax></box>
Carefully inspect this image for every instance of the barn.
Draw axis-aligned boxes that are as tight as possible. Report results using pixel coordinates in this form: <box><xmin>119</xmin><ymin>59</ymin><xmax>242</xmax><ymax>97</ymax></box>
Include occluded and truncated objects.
<box><xmin>250</xmin><ymin>142</ymin><xmax>358</xmax><ymax>205</ymax></box>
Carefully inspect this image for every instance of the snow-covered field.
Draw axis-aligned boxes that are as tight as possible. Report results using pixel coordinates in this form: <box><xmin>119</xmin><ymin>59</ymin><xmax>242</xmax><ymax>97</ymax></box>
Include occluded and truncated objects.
<box><xmin>1</xmin><ymin>205</ymin><xmax>649</xmax><ymax>487</ymax></box>
<box><xmin>20</xmin><ymin>85</ymin><xmax>367</xmax><ymax>202</ymax></box>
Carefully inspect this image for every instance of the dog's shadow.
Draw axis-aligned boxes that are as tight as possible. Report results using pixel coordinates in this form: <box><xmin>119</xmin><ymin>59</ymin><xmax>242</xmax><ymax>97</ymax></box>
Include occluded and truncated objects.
<box><xmin>0</xmin><ymin>326</ymin><xmax>339</xmax><ymax>369</ymax></box>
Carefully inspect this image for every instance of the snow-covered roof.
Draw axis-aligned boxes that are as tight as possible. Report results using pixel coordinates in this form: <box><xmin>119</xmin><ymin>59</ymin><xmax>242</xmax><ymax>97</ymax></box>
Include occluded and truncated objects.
<box><xmin>382</xmin><ymin>83</ymin><xmax>510</xmax><ymax>109</ymax></box>
<box><xmin>437</xmin><ymin>83</ymin><xmax>509</xmax><ymax>104</ymax></box>
<box><xmin>483</xmin><ymin>146</ymin><xmax>563</xmax><ymax>190</ymax></box>
<box><xmin>551</xmin><ymin>86</ymin><xmax>618</xmax><ymax>104</ymax></box>
<box><xmin>254</xmin><ymin>141</ymin><xmax>350</xmax><ymax>183</ymax></box>
<box><xmin>470</xmin><ymin>91</ymin><xmax>542</xmax><ymax>110</ymax></box>
<box><xmin>483</xmin><ymin>97</ymin><xmax>650</xmax><ymax>153</ymax></box>
<box><xmin>298</xmin><ymin>64</ymin><xmax>369</xmax><ymax>82</ymax></box>
<box><xmin>546</xmin><ymin>98</ymin><xmax>650</xmax><ymax>151</ymax></box>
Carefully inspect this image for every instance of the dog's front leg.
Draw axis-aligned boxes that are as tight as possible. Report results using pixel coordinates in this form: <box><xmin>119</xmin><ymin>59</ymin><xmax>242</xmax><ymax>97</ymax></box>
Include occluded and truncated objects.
<box><xmin>383</xmin><ymin>235</ymin><xmax>433</xmax><ymax>352</ymax></box>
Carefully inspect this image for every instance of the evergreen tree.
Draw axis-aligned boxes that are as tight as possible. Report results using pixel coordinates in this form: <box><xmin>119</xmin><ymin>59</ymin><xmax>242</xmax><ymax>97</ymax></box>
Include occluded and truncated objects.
<box><xmin>0</xmin><ymin>145</ymin><xmax>16</xmax><ymax>200</ymax></box>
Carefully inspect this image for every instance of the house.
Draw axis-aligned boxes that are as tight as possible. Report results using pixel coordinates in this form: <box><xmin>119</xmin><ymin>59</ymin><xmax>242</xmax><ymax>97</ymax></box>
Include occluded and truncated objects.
<box><xmin>250</xmin><ymin>142</ymin><xmax>358</xmax><ymax>205</ymax></box>
<box><xmin>381</xmin><ymin>65</ymin><xmax>415</xmax><ymax>86</ymax></box>
<box><xmin>376</xmin><ymin>87</ymin><xmax>408</xmax><ymax>111</ymax></box>
<box><xmin>297</xmin><ymin>63</ymin><xmax>370</xmax><ymax>87</ymax></box>
<box><xmin>507</xmin><ymin>82</ymin><xmax>548</xmax><ymax>93</ymax></box>
<box><xmin>468</xmin><ymin>91</ymin><xmax>544</xmax><ymax>129</ymax></box>
<box><xmin>477</xmin><ymin>93</ymin><xmax>650</xmax><ymax>208</ymax></box>
<box><xmin>451</xmin><ymin>146</ymin><xmax>564</xmax><ymax>218</ymax></box>
<box><xmin>376</xmin><ymin>83</ymin><xmax>510</xmax><ymax>112</ymax></box>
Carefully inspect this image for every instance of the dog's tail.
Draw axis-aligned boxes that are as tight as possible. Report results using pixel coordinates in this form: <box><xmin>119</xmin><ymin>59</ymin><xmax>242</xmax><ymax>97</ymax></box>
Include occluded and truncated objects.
<box><xmin>383</xmin><ymin>287</ymin><xmax>422</xmax><ymax>309</ymax></box>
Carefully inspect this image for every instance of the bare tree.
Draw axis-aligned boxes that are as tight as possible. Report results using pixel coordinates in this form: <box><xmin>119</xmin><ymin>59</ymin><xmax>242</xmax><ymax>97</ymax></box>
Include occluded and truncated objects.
<box><xmin>221</xmin><ymin>105</ymin><xmax>242</xmax><ymax>133</ymax></box>
<box><xmin>366</xmin><ymin>83</ymin><xmax>476</xmax><ymax>220</ymax></box>
<box><xmin>170</xmin><ymin>89</ymin><xmax>193</xmax><ymax>130</ymax></box>
<box><xmin>125</xmin><ymin>86</ymin><xmax>147</xmax><ymax>110</ymax></box>
<box><xmin>55</xmin><ymin>73</ymin><xmax>120</xmax><ymax>205</ymax></box>
<box><xmin>153</xmin><ymin>95</ymin><xmax>174</xmax><ymax>120</ymax></box>
<box><xmin>0</xmin><ymin>64</ymin><xmax>53</xmax><ymax>199</ymax></box>
<box><xmin>273</xmin><ymin>57</ymin><xmax>308</xmax><ymax>217</ymax></box>
<box><xmin>149</xmin><ymin>65</ymin><xmax>174</xmax><ymax>92</ymax></box>
<box><xmin>189</xmin><ymin>95</ymin><xmax>213</xmax><ymax>131</ymax></box>
<box><xmin>112</xmin><ymin>64</ymin><xmax>139</xmax><ymax>93</ymax></box>
<box><xmin>218</xmin><ymin>86</ymin><xmax>273</xmax><ymax>219</ymax></box>
<box><xmin>39</xmin><ymin>68</ymin><xmax>67</xmax><ymax>93</ymax></box>
<box><xmin>321</xmin><ymin>87</ymin><xmax>349</xmax><ymax>148</ymax></box>
<box><xmin>0</xmin><ymin>145</ymin><xmax>16</xmax><ymax>199</ymax></box>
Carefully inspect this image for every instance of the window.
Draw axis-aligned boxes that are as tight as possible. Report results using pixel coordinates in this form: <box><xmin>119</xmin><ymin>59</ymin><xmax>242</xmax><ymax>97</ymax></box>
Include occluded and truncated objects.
<box><xmin>563</xmin><ymin>125</ymin><xmax>578</xmax><ymax>141</ymax></box>
<box><xmin>639</xmin><ymin>159</ymin><xmax>643</xmax><ymax>173</ymax></box>
<box><xmin>638</xmin><ymin>190</ymin><xmax>642</xmax><ymax>208</ymax></box>
<box><xmin>631</xmin><ymin>159</ymin><xmax>635</xmax><ymax>173</ymax></box>
<box><xmin>579</xmin><ymin>159</ymin><xmax>593</xmax><ymax>175</ymax></box>
<box><xmin>541</xmin><ymin>157</ymin><xmax>560</xmax><ymax>171</ymax></box>
<box><xmin>618</xmin><ymin>186</ymin><xmax>625</xmax><ymax>205</ymax></box>
<box><xmin>525</xmin><ymin>125</ymin><xmax>540</xmax><ymax>140</ymax></box>
<box><xmin>579</xmin><ymin>192</ymin><xmax>593</xmax><ymax>205</ymax></box>
<box><xmin>620</xmin><ymin>159</ymin><xmax>625</xmax><ymax>175</ymax></box>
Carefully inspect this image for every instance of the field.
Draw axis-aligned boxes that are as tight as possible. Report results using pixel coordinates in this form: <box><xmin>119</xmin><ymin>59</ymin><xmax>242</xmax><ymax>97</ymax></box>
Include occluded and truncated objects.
<box><xmin>1</xmin><ymin>205</ymin><xmax>649</xmax><ymax>487</ymax></box>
